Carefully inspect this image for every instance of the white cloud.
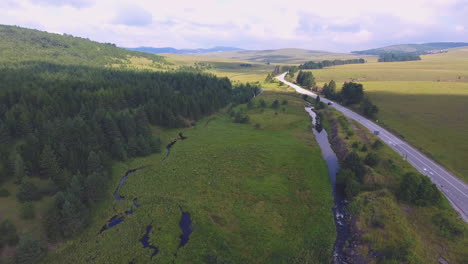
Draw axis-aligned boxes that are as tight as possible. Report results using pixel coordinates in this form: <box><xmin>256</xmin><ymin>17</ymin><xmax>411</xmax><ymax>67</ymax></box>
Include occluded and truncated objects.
<box><xmin>0</xmin><ymin>0</ymin><xmax>467</xmax><ymax>51</ymax></box>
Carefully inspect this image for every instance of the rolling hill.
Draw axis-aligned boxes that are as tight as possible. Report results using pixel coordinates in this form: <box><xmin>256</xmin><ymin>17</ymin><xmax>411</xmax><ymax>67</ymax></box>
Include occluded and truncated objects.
<box><xmin>352</xmin><ymin>42</ymin><xmax>468</xmax><ymax>55</ymax></box>
<box><xmin>0</xmin><ymin>24</ymin><xmax>167</xmax><ymax>68</ymax></box>
<box><xmin>125</xmin><ymin>46</ymin><xmax>241</xmax><ymax>55</ymax></box>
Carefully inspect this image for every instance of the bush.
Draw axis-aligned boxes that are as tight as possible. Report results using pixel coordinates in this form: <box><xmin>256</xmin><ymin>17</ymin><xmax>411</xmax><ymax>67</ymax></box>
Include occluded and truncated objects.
<box><xmin>372</xmin><ymin>139</ymin><xmax>383</xmax><ymax>149</ymax></box>
<box><xmin>20</xmin><ymin>202</ymin><xmax>36</xmax><ymax>220</ymax></box>
<box><xmin>351</xmin><ymin>141</ymin><xmax>360</xmax><ymax>149</ymax></box>
<box><xmin>281</xmin><ymin>100</ymin><xmax>288</xmax><ymax>105</ymax></box>
<box><xmin>398</xmin><ymin>172</ymin><xmax>442</xmax><ymax>206</ymax></box>
<box><xmin>432</xmin><ymin>213</ymin><xmax>464</xmax><ymax>238</ymax></box>
<box><xmin>345</xmin><ymin>177</ymin><xmax>361</xmax><ymax>199</ymax></box>
<box><xmin>0</xmin><ymin>188</ymin><xmax>10</xmax><ymax>197</ymax></box>
<box><xmin>364</xmin><ymin>152</ymin><xmax>380</xmax><ymax>167</ymax></box>
<box><xmin>0</xmin><ymin>220</ymin><xmax>19</xmax><ymax>248</ymax></box>
<box><xmin>16</xmin><ymin>181</ymin><xmax>41</xmax><ymax>202</ymax></box>
<box><xmin>343</xmin><ymin>152</ymin><xmax>366</xmax><ymax>181</ymax></box>
<box><xmin>15</xmin><ymin>235</ymin><xmax>46</xmax><ymax>264</ymax></box>
<box><xmin>271</xmin><ymin>99</ymin><xmax>280</xmax><ymax>109</ymax></box>
<box><xmin>360</xmin><ymin>144</ymin><xmax>368</xmax><ymax>152</ymax></box>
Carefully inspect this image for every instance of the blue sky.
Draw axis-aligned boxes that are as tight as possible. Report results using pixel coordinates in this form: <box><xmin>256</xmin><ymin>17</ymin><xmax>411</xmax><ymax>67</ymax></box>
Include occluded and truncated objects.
<box><xmin>1</xmin><ymin>0</ymin><xmax>467</xmax><ymax>52</ymax></box>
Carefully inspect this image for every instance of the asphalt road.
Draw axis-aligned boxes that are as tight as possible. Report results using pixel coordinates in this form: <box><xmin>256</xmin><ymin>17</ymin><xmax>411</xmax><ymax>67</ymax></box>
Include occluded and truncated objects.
<box><xmin>276</xmin><ymin>73</ymin><xmax>468</xmax><ymax>222</ymax></box>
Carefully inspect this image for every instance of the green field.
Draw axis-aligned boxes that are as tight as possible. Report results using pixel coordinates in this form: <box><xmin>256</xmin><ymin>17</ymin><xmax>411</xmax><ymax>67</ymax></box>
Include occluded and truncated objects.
<box><xmin>199</xmin><ymin>48</ymin><xmax>367</xmax><ymax>64</ymax></box>
<box><xmin>43</xmin><ymin>93</ymin><xmax>335</xmax><ymax>263</ymax></box>
<box><xmin>303</xmin><ymin>48</ymin><xmax>468</xmax><ymax>181</ymax></box>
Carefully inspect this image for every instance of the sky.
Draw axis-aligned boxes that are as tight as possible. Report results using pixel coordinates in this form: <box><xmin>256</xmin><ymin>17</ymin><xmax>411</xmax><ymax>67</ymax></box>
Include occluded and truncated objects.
<box><xmin>0</xmin><ymin>0</ymin><xmax>467</xmax><ymax>52</ymax></box>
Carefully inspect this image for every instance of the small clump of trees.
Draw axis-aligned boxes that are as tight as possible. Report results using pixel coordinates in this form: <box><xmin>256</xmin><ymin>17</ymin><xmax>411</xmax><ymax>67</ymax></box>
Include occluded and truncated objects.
<box><xmin>296</xmin><ymin>71</ymin><xmax>316</xmax><ymax>88</ymax></box>
<box><xmin>321</xmin><ymin>80</ymin><xmax>379</xmax><ymax>118</ymax></box>
<box><xmin>378</xmin><ymin>53</ymin><xmax>421</xmax><ymax>62</ymax></box>
<box><xmin>299</xmin><ymin>59</ymin><xmax>366</xmax><ymax>69</ymax></box>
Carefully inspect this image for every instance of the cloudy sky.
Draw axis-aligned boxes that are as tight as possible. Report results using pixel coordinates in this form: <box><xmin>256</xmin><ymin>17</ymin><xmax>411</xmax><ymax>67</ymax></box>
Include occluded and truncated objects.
<box><xmin>1</xmin><ymin>0</ymin><xmax>467</xmax><ymax>52</ymax></box>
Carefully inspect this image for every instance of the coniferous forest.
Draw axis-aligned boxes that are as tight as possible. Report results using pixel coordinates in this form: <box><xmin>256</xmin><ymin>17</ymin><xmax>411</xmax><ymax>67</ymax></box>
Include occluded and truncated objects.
<box><xmin>0</xmin><ymin>61</ymin><xmax>253</xmax><ymax>242</ymax></box>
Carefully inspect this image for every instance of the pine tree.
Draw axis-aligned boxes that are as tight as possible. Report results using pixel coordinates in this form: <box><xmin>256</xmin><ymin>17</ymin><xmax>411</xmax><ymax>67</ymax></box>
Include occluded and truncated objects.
<box><xmin>39</xmin><ymin>145</ymin><xmax>63</xmax><ymax>186</ymax></box>
<box><xmin>14</xmin><ymin>152</ymin><xmax>25</xmax><ymax>183</ymax></box>
<box><xmin>15</xmin><ymin>235</ymin><xmax>45</xmax><ymax>264</ymax></box>
<box><xmin>86</xmin><ymin>151</ymin><xmax>102</xmax><ymax>175</ymax></box>
<box><xmin>0</xmin><ymin>219</ymin><xmax>19</xmax><ymax>247</ymax></box>
<box><xmin>0</xmin><ymin>121</ymin><xmax>11</xmax><ymax>145</ymax></box>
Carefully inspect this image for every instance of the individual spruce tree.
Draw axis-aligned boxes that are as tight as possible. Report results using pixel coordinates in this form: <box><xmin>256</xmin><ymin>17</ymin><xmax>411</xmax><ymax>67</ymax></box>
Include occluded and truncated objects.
<box><xmin>15</xmin><ymin>235</ymin><xmax>45</xmax><ymax>264</ymax></box>
<box><xmin>86</xmin><ymin>151</ymin><xmax>102</xmax><ymax>175</ymax></box>
<box><xmin>0</xmin><ymin>219</ymin><xmax>19</xmax><ymax>248</ymax></box>
<box><xmin>39</xmin><ymin>145</ymin><xmax>63</xmax><ymax>186</ymax></box>
<box><xmin>69</xmin><ymin>173</ymin><xmax>86</xmax><ymax>203</ymax></box>
<box><xmin>60</xmin><ymin>194</ymin><xmax>88</xmax><ymax>238</ymax></box>
<box><xmin>0</xmin><ymin>120</ymin><xmax>11</xmax><ymax>145</ymax></box>
<box><xmin>14</xmin><ymin>152</ymin><xmax>25</xmax><ymax>183</ymax></box>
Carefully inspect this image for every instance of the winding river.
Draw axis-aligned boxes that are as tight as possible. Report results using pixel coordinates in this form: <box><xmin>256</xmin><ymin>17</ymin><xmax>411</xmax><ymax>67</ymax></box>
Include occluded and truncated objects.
<box><xmin>305</xmin><ymin>107</ymin><xmax>350</xmax><ymax>264</ymax></box>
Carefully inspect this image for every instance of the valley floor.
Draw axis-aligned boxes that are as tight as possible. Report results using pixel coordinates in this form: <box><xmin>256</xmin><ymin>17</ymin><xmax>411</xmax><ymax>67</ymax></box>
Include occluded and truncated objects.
<box><xmin>43</xmin><ymin>92</ymin><xmax>336</xmax><ymax>263</ymax></box>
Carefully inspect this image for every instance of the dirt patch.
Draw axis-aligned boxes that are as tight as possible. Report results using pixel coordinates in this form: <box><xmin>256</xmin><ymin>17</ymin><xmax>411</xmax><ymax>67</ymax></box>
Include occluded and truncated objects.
<box><xmin>210</xmin><ymin>215</ymin><xmax>223</xmax><ymax>225</ymax></box>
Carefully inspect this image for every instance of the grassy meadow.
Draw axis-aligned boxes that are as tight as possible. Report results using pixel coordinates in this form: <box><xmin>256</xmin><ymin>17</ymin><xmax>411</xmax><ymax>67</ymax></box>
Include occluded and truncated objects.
<box><xmin>43</xmin><ymin>92</ymin><xmax>336</xmax><ymax>263</ymax></box>
<box><xmin>304</xmin><ymin>48</ymin><xmax>468</xmax><ymax>181</ymax></box>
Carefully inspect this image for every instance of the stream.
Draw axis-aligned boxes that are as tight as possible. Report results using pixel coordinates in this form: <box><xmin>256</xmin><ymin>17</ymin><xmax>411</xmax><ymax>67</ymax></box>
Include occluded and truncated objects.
<box><xmin>97</xmin><ymin>132</ymin><xmax>193</xmax><ymax>260</ymax></box>
<box><xmin>305</xmin><ymin>107</ymin><xmax>350</xmax><ymax>264</ymax></box>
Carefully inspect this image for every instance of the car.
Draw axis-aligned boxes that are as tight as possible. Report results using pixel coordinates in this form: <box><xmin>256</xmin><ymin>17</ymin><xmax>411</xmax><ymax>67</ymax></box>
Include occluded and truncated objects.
<box><xmin>327</xmin><ymin>102</ymin><xmax>333</xmax><ymax>105</ymax></box>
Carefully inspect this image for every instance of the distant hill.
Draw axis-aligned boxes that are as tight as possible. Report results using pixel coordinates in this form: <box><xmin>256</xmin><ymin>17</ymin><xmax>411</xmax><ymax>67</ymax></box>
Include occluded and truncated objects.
<box><xmin>352</xmin><ymin>42</ymin><xmax>468</xmax><ymax>55</ymax></box>
<box><xmin>0</xmin><ymin>24</ymin><xmax>167</xmax><ymax>67</ymax></box>
<box><xmin>199</xmin><ymin>48</ymin><xmax>363</xmax><ymax>64</ymax></box>
<box><xmin>126</xmin><ymin>46</ymin><xmax>242</xmax><ymax>55</ymax></box>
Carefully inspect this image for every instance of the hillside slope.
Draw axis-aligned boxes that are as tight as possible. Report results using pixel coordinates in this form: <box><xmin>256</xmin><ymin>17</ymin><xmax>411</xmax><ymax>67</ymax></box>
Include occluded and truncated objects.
<box><xmin>353</xmin><ymin>42</ymin><xmax>468</xmax><ymax>55</ymax></box>
<box><xmin>0</xmin><ymin>24</ymin><xmax>167</xmax><ymax>68</ymax></box>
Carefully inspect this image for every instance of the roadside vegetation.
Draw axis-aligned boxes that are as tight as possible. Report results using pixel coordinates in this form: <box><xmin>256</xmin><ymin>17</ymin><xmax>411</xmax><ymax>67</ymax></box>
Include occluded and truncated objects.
<box><xmin>317</xmin><ymin>107</ymin><xmax>467</xmax><ymax>264</ymax></box>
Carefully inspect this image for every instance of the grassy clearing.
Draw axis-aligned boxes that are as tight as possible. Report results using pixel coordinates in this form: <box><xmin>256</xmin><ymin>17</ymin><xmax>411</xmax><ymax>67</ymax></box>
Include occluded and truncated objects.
<box><xmin>0</xmin><ymin>179</ymin><xmax>52</xmax><ymax>239</ymax></box>
<box><xmin>321</xmin><ymin>108</ymin><xmax>468</xmax><ymax>264</ymax></box>
<box><xmin>43</xmin><ymin>92</ymin><xmax>335</xmax><ymax>263</ymax></box>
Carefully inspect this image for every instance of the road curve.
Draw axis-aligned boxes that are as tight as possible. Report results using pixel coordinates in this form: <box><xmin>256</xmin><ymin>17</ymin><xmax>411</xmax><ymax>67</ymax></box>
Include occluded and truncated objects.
<box><xmin>276</xmin><ymin>73</ymin><xmax>468</xmax><ymax>222</ymax></box>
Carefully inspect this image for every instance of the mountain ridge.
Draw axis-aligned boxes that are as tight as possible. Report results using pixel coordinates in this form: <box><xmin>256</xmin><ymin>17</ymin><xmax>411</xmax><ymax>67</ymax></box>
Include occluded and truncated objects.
<box><xmin>352</xmin><ymin>42</ymin><xmax>468</xmax><ymax>55</ymax></box>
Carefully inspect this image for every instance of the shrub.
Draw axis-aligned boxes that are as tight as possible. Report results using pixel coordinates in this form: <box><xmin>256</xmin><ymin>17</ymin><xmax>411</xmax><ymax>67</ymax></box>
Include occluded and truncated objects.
<box><xmin>351</xmin><ymin>141</ymin><xmax>360</xmax><ymax>149</ymax></box>
<box><xmin>372</xmin><ymin>139</ymin><xmax>383</xmax><ymax>149</ymax></box>
<box><xmin>271</xmin><ymin>99</ymin><xmax>280</xmax><ymax>109</ymax></box>
<box><xmin>345</xmin><ymin>177</ymin><xmax>361</xmax><ymax>199</ymax></box>
<box><xmin>398</xmin><ymin>172</ymin><xmax>442</xmax><ymax>206</ymax></box>
<box><xmin>364</xmin><ymin>152</ymin><xmax>380</xmax><ymax>167</ymax></box>
<box><xmin>16</xmin><ymin>181</ymin><xmax>41</xmax><ymax>202</ymax></box>
<box><xmin>360</xmin><ymin>144</ymin><xmax>368</xmax><ymax>152</ymax></box>
<box><xmin>343</xmin><ymin>152</ymin><xmax>366</xmax><ymax>181</ymax></box>
<box><xmin>432</xmin><ymin>213</ymin><xmax>464</xmax><ymax>238</ymax></box>
<box><xmin>15</xmin><ymin>235</ymin><xmax>46</xmax><ymax>264</ymax></box>
<box><xmin>0</xmin><ymin>220</ymin><xmax>19</xmax><ymax>248</ymax></box>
